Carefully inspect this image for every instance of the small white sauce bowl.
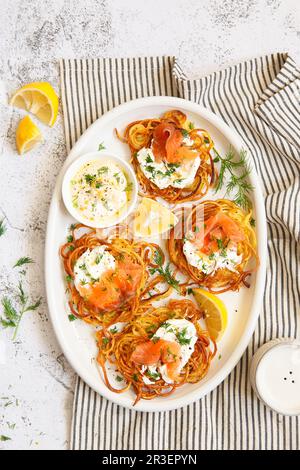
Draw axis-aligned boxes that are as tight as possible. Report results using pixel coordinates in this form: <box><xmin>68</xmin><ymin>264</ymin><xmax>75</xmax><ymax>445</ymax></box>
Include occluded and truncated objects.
<box><xmin>62</xmin><ymin>152</ymin><xmax>138</xmax><ymax>229</ymax></box>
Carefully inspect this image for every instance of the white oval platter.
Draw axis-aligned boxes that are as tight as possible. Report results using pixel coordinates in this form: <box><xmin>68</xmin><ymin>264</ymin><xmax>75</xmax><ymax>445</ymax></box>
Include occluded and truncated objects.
<box><xmin>45</xmin><ymin>96</ymin><xmax>267</xmax><ymax>412</ymax></box>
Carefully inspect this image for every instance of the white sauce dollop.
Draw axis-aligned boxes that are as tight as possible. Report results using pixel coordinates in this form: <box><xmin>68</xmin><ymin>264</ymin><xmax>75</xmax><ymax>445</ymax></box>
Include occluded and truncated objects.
<box><xmin>74</xmin><ymin>246</ymin><xmax>116</xmax><ymax>291</ymax></box>
<box><xmin>70</xmin><ymin>160</ymin><xmax>132</xmax><ymax>225</ymax></box>
<box><xmin>136</xmin><ymin>139</ymin><xmax>200</xmax><ymax>190</ymax></box>
<box><xmin>183</xmin><ymin>236</ymin><xmax>242</xmax><ymax>275</ymax></box>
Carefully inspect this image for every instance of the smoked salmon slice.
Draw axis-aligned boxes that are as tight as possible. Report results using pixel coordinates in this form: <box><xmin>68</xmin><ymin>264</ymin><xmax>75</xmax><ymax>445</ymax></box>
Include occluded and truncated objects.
<box><xmin>194</xmin><ymin>211</ymin><xmax>245</xmax><ymax>254</ymax></box>
<box><xmin>131</xmin><ymin>338</ymin><xmax>181</xmax><ymax>381</ymax></box>
<box><xmin>152</xmin><ymin>122</ymin><xmax>198</xmax><ymax>163</ymax></box>
<box><xmin>79</xmin><ymin>257</ymin><xmax>143</xmax><ymax>312</ymax></box>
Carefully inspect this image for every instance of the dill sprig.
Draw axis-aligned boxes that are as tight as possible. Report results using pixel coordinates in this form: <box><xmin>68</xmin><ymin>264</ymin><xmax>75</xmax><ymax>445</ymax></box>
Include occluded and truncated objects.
<box><xmin>13</xmin><ymin>257</ymin><xmax>34</xmax><ymax>268</ymax></box>
<box><xmin>149</xmin><ymin>250</ymin><xmax>180</xmax><ymax>293</ymax></box>
<box><xmin>0</xmin><ymin>219</ymin><xmax>6</xmax><ymax>237</ymax></box>
<box><xmin>214</xmin><ymin>147</ymin><xmax>253</xmax><ymax>210</ymax></box>
<box><xmin>0</xmin><ymin>280</ymin><xmax>41</xmax><ymax>340</ymax></box>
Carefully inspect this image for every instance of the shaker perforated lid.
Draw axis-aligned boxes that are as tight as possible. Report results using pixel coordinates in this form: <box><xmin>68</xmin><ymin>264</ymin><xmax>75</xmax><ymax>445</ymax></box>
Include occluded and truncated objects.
<box><xmin>250</xmin><ymin>339</ymin><xmax>300</xmax><ymax>416</ymax></box>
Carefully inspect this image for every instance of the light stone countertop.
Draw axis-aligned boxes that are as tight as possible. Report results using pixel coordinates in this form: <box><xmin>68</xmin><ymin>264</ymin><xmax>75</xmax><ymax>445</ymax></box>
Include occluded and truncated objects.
<box><xmin>0</xmin><ymin>0</ymin><xmax>299</xmax><ymax>450</ymax></box>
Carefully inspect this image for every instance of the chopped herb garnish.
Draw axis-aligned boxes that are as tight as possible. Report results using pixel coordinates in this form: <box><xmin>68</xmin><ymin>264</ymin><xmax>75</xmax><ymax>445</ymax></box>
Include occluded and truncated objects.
<box><xmin>13</xmin><ymin>257</ymin><xmax>34</xmax><ymax>268</ymax></box>
<box><xmin>176</xmin><ymin>327</ymin><xmax>191</xmax><ymax>346</ymax></box>
<box><xmin>84</xmin><ymin>174</ymin><xmax>96</xmax><ymax>184</ymax></box>
<box><xmin>102</xmin><ymin>337</ymin><xmax>110</xmax><ymax>346</ymax></box>
<box><xmin>69</xmin><ymin>223</ymin><xmax>76</xmax><ymax>231</ymax></box>
<box><xmin>98</xmin><ymin>142</ymin><xmax>106</xmax><ymax>151</ymax></box>
<box><xmin>181</xmin><ymin>129</ymin><xmax>189</xmax><ymax>138</ymax></box>
<box><xmin>97</xmin><ymin>166</ymin><xmax>108</xmax><ymax>174</ymax></box>
<box><xmin>116</xmin><ymin>375</ymin><xmax>123</xmax><ymax>382</ymax></box>
<box><xmin>151</xmin><ymin>336</ymin><xmax>160</xmax><ymax>344</ymax></box>
<box><xmin>250</xmin><ymin>217</ymin><xmax>256</xmax><ymax>227</ymax></box>
<box><xmin>0</xmin><ymin>435</ymin><xmax>11</xmax><ymax>441</ymax></box>
<box><xmin>68</xmin><ymin>245</ymin><xmax>75</xmax><ymax>251</ymax></box>
<box><xmin>66</xmin><ymin>275</ymin><xmax>72</xmax><ymax>283</ymax></box>
<box><xmin>193</xmin><ymin>226</ymin><xmax>200</xmax><ymax>233</ymax></box>
<box><xmin>220</xmin><ymin>249</ymin><xmax>227</xmax><ymax>258</ymax></box>
<box><xmin>187</xmin><ymin>287</ymin><xmax>193</xmax><ymax>295</ymax></box>
<box><xmin>188</xmin><ymin>122</ymin><xmax>195</xmax><ymax>130</ymax></box>
<box><xmin>208</xmin><ymin>253</ymin><xmax>215</xmax><ymax>260</ymax></box>
<box><xmin>145</xmin><ymin>154</ymin><xmax>153</xmax><ymax>163</ymax></box>
<box><xmin>132</xmin><ymin>373</ymin><xmax>138</xmax><ymax>382</ymax></box>
<box><xmin>214</xmin><ymin>147</ymin><xmax>253</xmax><ymax>210</ymax></box>
<box><xmin>145</xmin><ymin>165</ymin><xmax>155</xmax><ymax>174</ymax></box>
<box><xmin>68</xmin><ymin>314</ymin><xmax>77</xmax><ymax>322</ymax></box>
<box><xmin>95</xmin><ymin>254</ymin><xmax>103</xmax><ymax>265</ymax></box>
<box><xmin>101</xmin><ymin>198</ymin><xmax>110</xmax><ymax>210</ymax></box>
<box><xmin>67</xmin><ymin>235</ymin><xmax>73</xmax><ymax>243</ymax></box>
<box><xmin>173</xmin><ymin>178</ymin><xmax>184</xmax><ymax>184</ymax></box>
<box><xmin>146</xmin><ymin>370</ymin><xmax>160</xmax><ymax>380</ymax></box>
<box><xmin>216</xmin><ymin>239</ymin><xmax>224</xmax><ymax>249</ymax></box>
<box><xmin>145</xmin><ymin>324</ymin><xmax>156</xmax><ymax>333</ymax></box>
<box><xmin>114</xmin><ymin>173</ymin><xmax>121</xmax><ymax>184</ymax></box>
<box><xmin>110</xmin><ymin>326</ymin><xmax>118</xmax><ymax>334</ymax></box>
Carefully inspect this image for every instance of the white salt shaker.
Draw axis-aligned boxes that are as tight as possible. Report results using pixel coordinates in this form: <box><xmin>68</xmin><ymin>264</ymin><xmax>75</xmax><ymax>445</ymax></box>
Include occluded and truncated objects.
<box><xmin>250</xmin><ymin>338</ymin><xmax>300</xmax><ymax>415</ymax></box>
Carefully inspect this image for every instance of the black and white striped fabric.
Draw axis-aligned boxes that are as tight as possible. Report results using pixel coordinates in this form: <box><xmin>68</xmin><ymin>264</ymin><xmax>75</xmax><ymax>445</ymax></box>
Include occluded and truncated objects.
<box><xmin>60</xmin><ymin>54</ymin><xmax>300</xmax><ymax>450</ymax></box>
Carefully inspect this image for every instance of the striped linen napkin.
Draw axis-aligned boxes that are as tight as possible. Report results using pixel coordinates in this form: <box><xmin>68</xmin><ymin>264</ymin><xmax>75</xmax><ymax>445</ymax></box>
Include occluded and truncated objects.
<box><xmin>59</xmin><ymin>54</ymin><xmax>300</xmax><ymax>450</ymax></box>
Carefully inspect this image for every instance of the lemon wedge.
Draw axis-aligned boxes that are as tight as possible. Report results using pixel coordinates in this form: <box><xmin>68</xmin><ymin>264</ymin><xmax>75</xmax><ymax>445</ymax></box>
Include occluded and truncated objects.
<box><xmin>192</xmin><ymin>288</ymin><xmax>228</xmax><ymax>341</ymax></box>
<box><xmin>16</xmin><ymin>116</ymin><xmax>43</xmax><ymax>155</ymax></box>
<box><xmin>10</xmin><ymin>82</ymin><xmax>59</xmax><ymax>127</ymax></box>
<box><xmin>133</xmin><ymin>197</ymin><xmax>178</xmax><ymax>237</ymax></box>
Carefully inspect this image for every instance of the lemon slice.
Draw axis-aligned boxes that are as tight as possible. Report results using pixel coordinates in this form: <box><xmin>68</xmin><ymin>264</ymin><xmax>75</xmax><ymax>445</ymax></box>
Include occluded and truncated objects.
<box><xmin>10</xmin><ymin>82</ymin><xmax>59</xmax><ymax>127</ymax></box>
<box><xmin>16</xmin><ymin>116</ymin><xmax>43</xmax><ymax>155</ymax></box>
<box><xmin>133</xmin><ymin>197</ymin><xmax>178</xmax><ymax>237</ymax></box>
<box><xmin>192</xmin><ymin>288</ymin><xmax>227</xmax><ymax>341</ymax></box>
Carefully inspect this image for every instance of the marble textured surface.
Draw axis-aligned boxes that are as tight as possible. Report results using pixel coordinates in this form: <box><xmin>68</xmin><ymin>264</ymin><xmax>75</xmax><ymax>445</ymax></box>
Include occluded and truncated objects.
<box><xmin>0</xmin><ymin>0</ymin><xmax>299</xmax><ymax>450</ymax></box>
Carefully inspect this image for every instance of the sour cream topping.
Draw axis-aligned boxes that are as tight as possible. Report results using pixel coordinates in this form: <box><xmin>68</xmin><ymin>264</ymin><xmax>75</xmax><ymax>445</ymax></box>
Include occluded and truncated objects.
<box><xmin>183</xmin><ymin>235</ymin><xmax>242</xmax><ymax>275</ymax></box>
<box><xmin>136</xmin><ymin>137</ymin><xmax>200</xmax><ymax>190</ymax></box>
<box><xmin>74</xmin><ymin>245</ymin><xmax>116</xmax><ymax>291</ymax></box>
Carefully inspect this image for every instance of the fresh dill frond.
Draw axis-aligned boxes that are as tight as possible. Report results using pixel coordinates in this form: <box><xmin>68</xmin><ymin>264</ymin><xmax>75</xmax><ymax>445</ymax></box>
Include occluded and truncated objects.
<box><xmin>149</xmin><ymin>252</ymin><xmax>180</xmax><ymax>293</ymax></box>
<box><xmin>0</xmin><ymin>219</ymin><xmax>7</xmax><ymax>237</ymax></box>
<box><xmin>17</xmin><ymin>281</ymin><xmax>27</xmax><ymax>306</ymax></box>
<box><xmin>13</xmin><ymin>257</ymin><xmax>34</xmax><ymax>268</ymax></box>
<box><xmin>214</xmin><ymin>147</ymin><xmax>253</xmax><ymax>210</ymax></box>
<box><xmin>153</xmin><ymin>249</ymin><xmax>164</xmax><ymax>266</ymax></box>
<box><xmin>0</xmin><ymin>298</ymin><xmax>18</xmax><ymax>328</ymax></box>
<box><xmin>0</xmin><ymin>277</ymin><xmax>41</xmax><ymax>339</ymax></box>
